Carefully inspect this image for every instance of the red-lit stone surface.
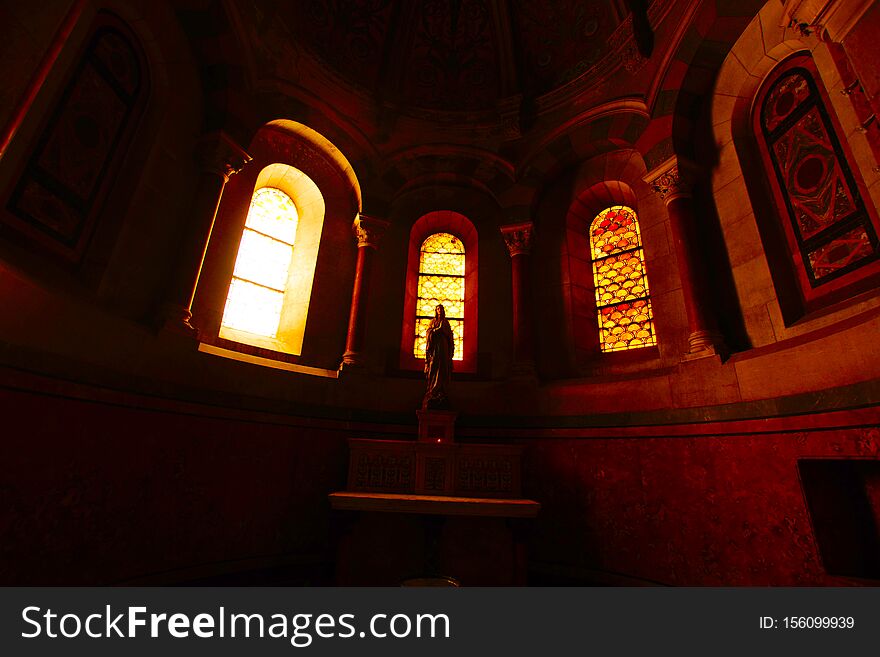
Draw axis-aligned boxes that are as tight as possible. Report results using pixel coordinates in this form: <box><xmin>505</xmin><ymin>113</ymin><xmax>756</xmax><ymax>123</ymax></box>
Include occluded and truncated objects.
<box><xmin>526</xmin><ymin>427</ymin><xmax>880</xmax><ymax>585</ymax></box>
<box><xmin>1</xmin><ymin>366</ymin><xmax>878</xmax><ymax>585</ymax></box>
<box><xmin>2</xmin><ymin>0</ymin><xmax>880</xmax><ymax>588</ymax></box>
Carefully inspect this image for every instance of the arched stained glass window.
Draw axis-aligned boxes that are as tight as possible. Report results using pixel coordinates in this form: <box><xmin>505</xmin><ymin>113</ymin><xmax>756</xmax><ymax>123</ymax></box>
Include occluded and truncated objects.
<box><xmin>414</xmin><ymin>232</ymin><xmax>465</xmax><ymax>360</ymax></box>
<box><xmin>221</xmin><ymin>187</ymin><xmax>299</xmax><ymax>338</ymax></box>
<box><xmin>758</xmin><ymin>61</ymin><xmax>879</xmax><ymax>287</ymax></box>
<box><xmin>590</xmin><ymin>205</ymin><xmax>656</xmax><ymax>352</ymax></box>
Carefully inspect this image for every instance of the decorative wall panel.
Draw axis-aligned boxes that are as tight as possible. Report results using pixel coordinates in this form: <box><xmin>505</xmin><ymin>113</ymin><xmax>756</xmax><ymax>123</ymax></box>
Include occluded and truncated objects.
<box><xmin>7</xmin><ymin>23</ymin><xmax>146</xmax><ymax>260</ymax></box>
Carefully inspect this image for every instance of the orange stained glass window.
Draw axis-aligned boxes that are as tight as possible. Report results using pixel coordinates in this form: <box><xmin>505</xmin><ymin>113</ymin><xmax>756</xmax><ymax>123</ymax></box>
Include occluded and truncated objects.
<box><xmin>414</xmin><ymin>232</ymin><xmax>465</xmax><ymax>360</ymax></box>
<box><xmin>221</xmin><ymin>187</ymin><xmax>299</xmax><ymax>338</ymax></box>
<box><xmin>590</xmin><ymin>205</ymin><xmax>656</xmax><ymax>352</ymax></box>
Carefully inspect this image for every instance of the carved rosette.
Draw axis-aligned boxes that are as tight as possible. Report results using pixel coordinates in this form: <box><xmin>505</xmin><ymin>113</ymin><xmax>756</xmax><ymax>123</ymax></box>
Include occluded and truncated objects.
<box><xmin>644</xmin><ymin>157</ymin><xmax>693</xmax><ymax>203</ymax></box>
<box><xmin>352</xmin><ymin>214</ymin><xmax>390</xmax><ymax>249</ymax></box>
<box><xmin>195</xmin><ymin>131</ymin><xmax>252</xmax><ymax>182</ymax></box>
<box><xmin>500</xmin><ymin>221</ymin><xmax>534</xmax><ymax>257</ymax></box>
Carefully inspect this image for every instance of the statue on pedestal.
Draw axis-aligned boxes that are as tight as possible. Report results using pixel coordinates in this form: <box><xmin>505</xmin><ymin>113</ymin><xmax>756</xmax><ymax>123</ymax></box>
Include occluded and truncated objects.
<box><xmin>423</xmin><ymin>304</ymin><xmax>454</xmax><ymax>409</ymax></box>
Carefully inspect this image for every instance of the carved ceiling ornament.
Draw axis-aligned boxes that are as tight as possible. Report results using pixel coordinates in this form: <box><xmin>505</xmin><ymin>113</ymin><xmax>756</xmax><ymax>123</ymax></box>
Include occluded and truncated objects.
<box><xmin>644</xmin><ymin>156</ymin><xmax>694</xmax><ymax>203</ymax></box>
<box><xmin>239</xmin><ymin>0</ymin><xmax>676</xmax><ymax>118</ymax></box>
<box><xmin>496</xmin><ymin>94</ymin><xmax>523</xmax><ymax>141</ymax></box>
<box><xmin>501</xmin><ymin>221</ymin><xmax>534</xmax><ymax>257</ymax></box>
<box><xmin>258</xmin><ymin>128</ymin><xmax>342</xmax><ymax>185</ymax></box>
<box><xmin>606</xmin><ymin>15</ymin><xmax>647</xmax><ymax>75</ymax></box>
<box><xmin>353</xmin><ymin>214</ymin><xmax>390</xmax><ymax>249</ymax></box>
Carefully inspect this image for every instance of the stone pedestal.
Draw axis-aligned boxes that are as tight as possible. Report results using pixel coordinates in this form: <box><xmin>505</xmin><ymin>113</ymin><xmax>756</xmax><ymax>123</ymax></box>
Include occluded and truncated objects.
<box><xmin>331</xmin><ymin>409</ymin><xmax>539</xmax><ymax>584</ymax></box>
<box><xmin>417</xmin><ymin>409</ymin><xmax>457</xmax><ymax>444</ymax></box>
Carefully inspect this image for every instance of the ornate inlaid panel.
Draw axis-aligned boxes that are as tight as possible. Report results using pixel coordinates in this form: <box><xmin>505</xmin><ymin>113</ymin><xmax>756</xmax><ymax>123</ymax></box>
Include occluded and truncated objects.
<box><xmin>456</xmin><ymin>456</ymin><xmax>514</xmax><ymax>495</ymax></box>
<box><xmin>423</xmin><ymin>457</ymin><xmax>447</xmax><ymax>492</ymax></box>
<box><xmin>761</xmin><ymin>66</ymin><xmax>879</xmax><ymax>286</ymax></box>
<box><xmin>347</xmin><ymin>439</ymin><xmax>523</xmax><ymax>499</ymax></box>
<box><xmin>351</xmin><ymin>450</ymin><xmax>415</xmax><ymax>493</ymax></box>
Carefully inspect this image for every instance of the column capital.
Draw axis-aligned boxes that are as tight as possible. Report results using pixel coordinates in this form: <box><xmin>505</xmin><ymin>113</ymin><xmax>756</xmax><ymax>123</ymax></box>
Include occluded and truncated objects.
<box><xmin>353</xmin><ymin>214</ymin><xmax>390</xmax><ymax>249</ymax></box>
<box><xmin>195</xmin><ymin>131</ymin><xmax>252</xmax><ymax>182</ymax></box>
<box><xmin>781</xmin><ymin>0</ymin><xmax>873</xmax><ymax>42</ymax></box>
<box><xmin>501</xmin><ymin>221</ymin><xmax>534</xmax><ymax>257</ymax></box>
<box><xmin>644</xmin><ymin>156</ymin><xmax>697</xmax><ymax>203</ymax></box>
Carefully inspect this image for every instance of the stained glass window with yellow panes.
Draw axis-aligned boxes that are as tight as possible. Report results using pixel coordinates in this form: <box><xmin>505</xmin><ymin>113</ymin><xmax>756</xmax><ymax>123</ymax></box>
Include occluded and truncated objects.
<box><xmin>221</xmin><ymin>187</ymin><xmax>299</xmax><ymax>338</ymax></box>
<box><xmin>414</xmin><ymin>232</ymin><xmax>465</xmax><ymax>360</ymax></box>
<box><xmin>590</xmin><ymin>205</ymin><xmax>656</xmax><ymax>352</ymax></box>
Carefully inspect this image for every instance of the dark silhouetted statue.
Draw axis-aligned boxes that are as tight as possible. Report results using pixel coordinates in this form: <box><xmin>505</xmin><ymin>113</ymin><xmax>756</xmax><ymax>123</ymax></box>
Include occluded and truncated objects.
<box><xmin>423</xmin><ymin>304</ymin><xmax>454</xmax><ymax>409</ymax></box>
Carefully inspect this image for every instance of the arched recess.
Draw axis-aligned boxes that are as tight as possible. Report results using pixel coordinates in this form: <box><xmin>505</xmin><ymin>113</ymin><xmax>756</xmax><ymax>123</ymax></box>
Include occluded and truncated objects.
<box><xmin>193</xmin><ymin>120</ymin><xmax>361</xmax><ymax>370</ymax></box>
<box><xmin>752</xmin><ymin>54</ymin><xmax>880</xmax><ymax>316</ymax></box>
<box><xmin>710</xmin><ymin>0</ymin><xmax>880</xmax><ymax>348</ymax></box>
<box><xmin>498</xmin><ymin>103</ymin><xmax>651</xmax><ymax>226</ymax></box>
<box><xmin>563</xmin><ymin>181</ymin><xmax>641</xmax><ymax>359</ymax></box>
<box><xmin>172</xmin><ymin>1</ymin><xmax>254</xmax><ymax>148</ymax></box>
<box><xmin>643</xmin><ymin>0</ymin><xmax>766</xmax><ymax>166</ymax></box>
<box><xmin>531</xmin><ymin>148</ymin><xmax>676</xmax><ymax>378</ymax></box>
<box><xmin>400</xmin><ymin>211</ymin><xmax>478</xmax><ymax>374</ymax></box>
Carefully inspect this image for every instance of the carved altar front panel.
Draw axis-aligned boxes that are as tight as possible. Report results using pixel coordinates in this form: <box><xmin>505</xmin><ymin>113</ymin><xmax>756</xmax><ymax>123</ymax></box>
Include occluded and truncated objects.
<box><xmin>347</xmin><ymin>439</ymin><xmax>523</xmax><ymax>499</ymax></box>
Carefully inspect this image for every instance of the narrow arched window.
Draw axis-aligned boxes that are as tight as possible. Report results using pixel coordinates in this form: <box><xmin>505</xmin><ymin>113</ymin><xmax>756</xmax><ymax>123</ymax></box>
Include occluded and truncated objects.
<box><xmin>221</xmin><ymin>187</ymin><xmax>299</xmax><ymax>338</ymax></box>
<box><xmin>414</xmin><ymin>232</ymin><xmax>465</xmax><ymax>360</ymax></box>
<box><xmin>590</xmin><ymin>205</ymin><xmax>656</xmax><ymax>352</ymax></box>
<box><xmin>756</xmin><ymin>56</ymin><xmax>879</xmax><ymax>295</ymax></box>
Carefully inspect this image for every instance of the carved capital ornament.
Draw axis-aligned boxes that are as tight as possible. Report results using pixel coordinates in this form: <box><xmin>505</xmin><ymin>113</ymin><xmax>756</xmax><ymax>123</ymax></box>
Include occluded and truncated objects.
<box><xmin>195</xmin><ymin>131</ymin><xmax>252</xmax><ymax>182</ymax></box>
<box><xmin>353</xmin><ymin>214</ymin><xmax>390</xmax><ymax>249</ymax></box>
<box><xmin>644</xmin><ymin>156</ymin><xmax>693</xmax><ymax>203</ymax></box>
<box><xmin>781</xmin><ymin>0</ymin><xmax>873</xmax><ymax>42</ymax></box>
<box><xmin>500</xmin><ymin>221</ymin><xmax>534</xmax><ymax>257</ymax></box>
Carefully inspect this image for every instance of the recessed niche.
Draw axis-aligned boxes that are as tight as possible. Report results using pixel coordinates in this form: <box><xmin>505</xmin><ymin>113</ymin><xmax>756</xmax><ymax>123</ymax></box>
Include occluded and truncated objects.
<box><xmin>798</xmin><ymin>459</ymin><xmax>880</xmax><ymax>580</ymax></box>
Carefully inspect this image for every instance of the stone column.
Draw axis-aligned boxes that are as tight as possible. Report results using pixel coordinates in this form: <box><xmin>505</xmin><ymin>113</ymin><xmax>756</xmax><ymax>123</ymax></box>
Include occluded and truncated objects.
<box><xmin>162</xmin><ymin>131</ymin><xmax>251</xmax><ymax>335</ymax></box>
<box><xmin>645</xmin><ymin>157</ymin><xmax>726</xmax><ymax>359</ymax></box>
<box><xmin>501</xmin><ymin>221</ymin><xmax>536</xmax><ymax>376</ymax></box>
<box><xmin>341</xmin><ymin>214</ymin><xmax>390</xmax><ymax>370</ymax></box>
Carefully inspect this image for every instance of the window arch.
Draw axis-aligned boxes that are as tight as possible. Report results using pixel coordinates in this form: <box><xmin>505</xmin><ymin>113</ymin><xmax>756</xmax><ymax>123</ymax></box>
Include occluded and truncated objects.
<box><xmin>589</xmin><ymin>205</ymin><xmax>656</xmax><ymax>352</ymax></box>
<box><xmin>217</xmin><ymin>163</ymin><xmax>325</xmax><ymax>356</ymax></box>
<box><xmin>414</xmin><ymin>233</ymin><xmax>465</xmax><ymax>360</ymax></box>
<box><xmin>193</xmin><ymin>121</ymin><xmax>360</xmax><ymax>370</ymax></box>
<box><xmin>401</xmin><ymin>211</ymin><xmax>478</xmax><ymax>373</ymax></box>
<box><xmin>754</xmin><ymin>54</ymin><xmax>880</xmax><ymax>311</ymax></box>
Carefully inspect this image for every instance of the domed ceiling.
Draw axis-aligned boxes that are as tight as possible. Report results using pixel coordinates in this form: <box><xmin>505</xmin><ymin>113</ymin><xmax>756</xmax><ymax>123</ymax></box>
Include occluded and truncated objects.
<box><xmin>270</xmin><ymin>0</ymin><xmax>636</xmax><ymax>111</ymax></box>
